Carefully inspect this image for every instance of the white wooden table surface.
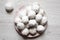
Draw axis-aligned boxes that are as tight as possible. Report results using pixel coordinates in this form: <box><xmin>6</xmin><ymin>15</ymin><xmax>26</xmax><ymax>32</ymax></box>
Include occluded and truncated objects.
<box><xmin>0</xmin><ymin>0</ymin><xmax>60</xmax><ymax>40</ymax></box>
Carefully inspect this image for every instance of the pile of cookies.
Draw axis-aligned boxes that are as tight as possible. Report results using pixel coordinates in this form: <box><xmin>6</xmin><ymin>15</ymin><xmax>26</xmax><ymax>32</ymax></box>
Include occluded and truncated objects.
<box><xmin>14</xmin><ymin>2</ymin><xmax>48</xmax><ymax>38</ymax></box>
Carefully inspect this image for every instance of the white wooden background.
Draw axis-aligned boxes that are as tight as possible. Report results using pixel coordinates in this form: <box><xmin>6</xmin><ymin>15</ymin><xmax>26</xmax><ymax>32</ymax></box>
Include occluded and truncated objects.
<box><xmin>0</xmin><ymin>0</ymin><xmax>60</xmax><ymax>40</ymax></box>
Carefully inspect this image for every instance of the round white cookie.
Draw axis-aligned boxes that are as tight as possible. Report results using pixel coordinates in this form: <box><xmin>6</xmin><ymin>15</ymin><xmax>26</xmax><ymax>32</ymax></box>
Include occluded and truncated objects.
<box><xmin>18</xmin><ymin>9</ymin><xmax>27</xmax><ymax>18</ymax></box>
<box><xmin>37</xmin><ymin>25</ymin><xmax>45</xmax><ymax>32</ymax></box>
<box><xmin>29</xmin><ymin>28</ymin><xmax>37</xmax><ymax>35</ymax></box>
<box><xmin>39</xmin><ymin>8</ymin><xmax>46</xmax><ymax>16</ymax></box>
<box><xmin>17</xmin><ymin>22</ymin><xmax>25</xmax><ymax>30</ymax></box>
<box><xmin>21</xmin><ymin>28</ymin><xmax>29</xmax><ymax>35</ymax></box>
<box><xmin>41</xmin><ymin>16</ymin><xmax>47</xmax><ymax>25</ymax></box>
<box><xmin>32</xmin><ymin>2</ymin><xmax>40</xmax><ymax>13</ymax></box>
<box><xmin>5</xmin><ymin>2</ymin><xmax>13</xmax><ymax>13</ymax></box>
<box><xmin>28</xmin><ymin>20</ymin><xmax>37</xmax><ymax>28</ymax></box>
<box><xmin>28</xmin><ymin>10</ymin><xmax>36</xmax><ymax>19</ymax></box>
<box><xmin>14</xmin><ymin>17</ymin><xmax>22</xmax><ymax>23</ymax></box>
<box><xmin>22</xmin><ymin>16</ymin><xmax>29</xmax><ymax>24</ymax></box>
<box><xmin>36</xmin><ymin>14</ymin><xmax>42</xmax><ymax>22</ymax></box>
